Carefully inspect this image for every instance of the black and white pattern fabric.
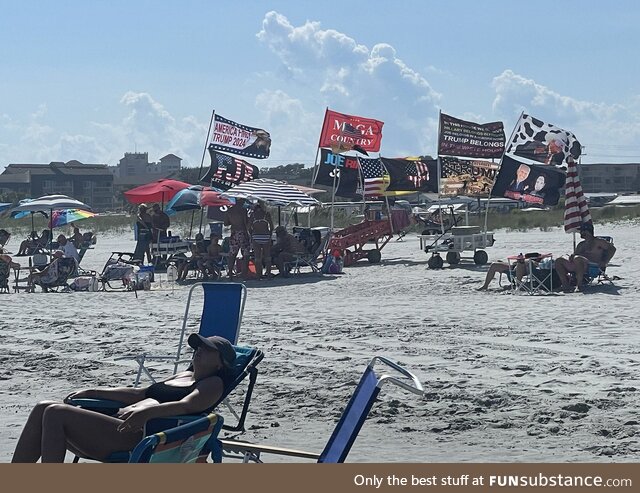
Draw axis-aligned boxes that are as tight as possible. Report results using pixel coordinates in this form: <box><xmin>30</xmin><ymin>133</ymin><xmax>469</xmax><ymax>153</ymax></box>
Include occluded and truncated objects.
<box><xmin>10</xmin><ymin>194</ymin><xmax>92</xmax><ymax>213</ymax></box>
<box><xmin>506</xmin><ymin>114</ymin><xmax>581</xmax><ymax>169</ymax></box>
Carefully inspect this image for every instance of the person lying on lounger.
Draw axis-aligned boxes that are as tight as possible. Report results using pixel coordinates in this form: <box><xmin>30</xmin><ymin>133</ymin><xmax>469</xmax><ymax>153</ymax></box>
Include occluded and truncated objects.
<box><xmin>11</xmin><ymin>334</ymin><xmax>235</xmax><ymax>463</ymax></box>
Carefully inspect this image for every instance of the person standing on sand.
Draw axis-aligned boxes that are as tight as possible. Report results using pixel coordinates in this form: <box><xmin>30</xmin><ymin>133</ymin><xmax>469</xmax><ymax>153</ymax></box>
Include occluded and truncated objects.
<box><xmin>249</xmin><ymin>201</ymin><xmax>273</xmax><ymax>280</ymax></box>
<box><xmin>224</xmin><ymin>198</ymin><xmax>250</xmax><ymax>279</ymax></box>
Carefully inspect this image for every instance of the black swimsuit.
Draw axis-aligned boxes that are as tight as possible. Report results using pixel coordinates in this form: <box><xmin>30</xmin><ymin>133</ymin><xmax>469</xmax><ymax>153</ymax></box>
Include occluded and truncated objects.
<box><xmin>145</xmin><ymin>381</ymin><xmax>198</xmax><ymax>403</ymax></box>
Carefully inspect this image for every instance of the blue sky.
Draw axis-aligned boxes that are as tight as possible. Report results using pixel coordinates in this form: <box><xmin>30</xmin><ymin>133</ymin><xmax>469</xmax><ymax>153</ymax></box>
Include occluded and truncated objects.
<box><xmin>2</xmin><ymin>0</ymin><xmax>640</xmax><ymax>171</ymax></box>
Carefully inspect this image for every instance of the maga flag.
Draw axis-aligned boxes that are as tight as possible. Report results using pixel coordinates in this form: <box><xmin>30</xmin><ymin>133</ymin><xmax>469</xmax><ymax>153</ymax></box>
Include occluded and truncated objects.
<box><xmin>314</xmin><ymin>149</ymin><xmax>362</xmax><ymax>198</ymax></box>
<box><xmin>209</xmin><ymin>113</ymin><xmax>271</xmax><ymax>159</ymax></box>
<box><xmin>382</xmin><ymin>157</ymin><xmax>438</xmax><ymax>193</ymax></box>
<box><xmin>506</xmin><ymin>114</ymin><xmax>581</xmax><ymax>168</ymax></box>
<box><xmin>491</xmin><ymin>155</ymin><xmax>565</xmax><ymax>206</ymax></box>
<box><xmin>201</xmin><ymin>149</ymin><xmax>259</xmax><ymax>190</ymax></box>
<box><xmin>438</xmin><ymin>113</ymin><xmax>505</xmax><ymax>158</ymax></box>
<box><xmin>319</xmin><ymin>109</ymin><xmax>384</xmax><ymax>153</ymax></box>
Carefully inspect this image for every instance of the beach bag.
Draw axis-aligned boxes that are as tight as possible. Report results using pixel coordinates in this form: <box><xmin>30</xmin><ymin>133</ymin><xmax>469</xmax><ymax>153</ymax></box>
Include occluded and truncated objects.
<box><xmin>70</xmin><ymin>275</ymin><xmax>99</xmax><ymax>292</ymax></box>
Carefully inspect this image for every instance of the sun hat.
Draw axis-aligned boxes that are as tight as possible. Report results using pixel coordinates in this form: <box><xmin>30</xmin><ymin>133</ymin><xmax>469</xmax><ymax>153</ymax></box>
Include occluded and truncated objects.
<box><xmin>187</xmin><ymin>334</ymin><xmax>236</xmax><ymax>368</ymax></box>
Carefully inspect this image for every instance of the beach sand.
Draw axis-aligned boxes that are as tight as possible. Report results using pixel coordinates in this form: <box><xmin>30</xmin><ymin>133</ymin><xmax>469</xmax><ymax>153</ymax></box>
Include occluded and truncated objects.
<box><xmin>0</xmin><ymin>223</ymin><xmax>638</xmax><ymax>462</ymax></box>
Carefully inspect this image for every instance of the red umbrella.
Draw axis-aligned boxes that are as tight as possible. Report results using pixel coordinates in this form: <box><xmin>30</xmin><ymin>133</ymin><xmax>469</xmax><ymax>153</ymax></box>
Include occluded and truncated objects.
<box><xmin>124</xmin><ymin>179</ymin><xmax>191</xmax><ymax>205</ymax></box>
<box><xmin>563</xmin><ymin>158</ymin><xmax>592</xmax><ymax>234</ymax></box>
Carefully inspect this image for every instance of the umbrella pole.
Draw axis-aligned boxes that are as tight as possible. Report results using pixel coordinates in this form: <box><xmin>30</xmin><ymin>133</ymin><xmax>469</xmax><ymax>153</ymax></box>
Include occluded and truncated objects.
<box><xmin>198</xmin><ymin>207</ymin><xmax>204</xmax><ymax>234</ymax></box>
<box><xmin>189</xmin><ymin>210</ymin><xmax>195</xmax><ymax>239</ymax></box>
<box><xmin>278</xmin><ymin>206</ymin><xmax>281</xmax><ymax>226</ymax></box>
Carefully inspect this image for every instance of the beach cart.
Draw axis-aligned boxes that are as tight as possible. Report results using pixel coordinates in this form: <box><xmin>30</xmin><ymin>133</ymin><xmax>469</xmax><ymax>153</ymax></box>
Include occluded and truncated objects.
<box><xmin>418</xmin><ymin>225</ymin><xmax>495</xmax><ymax>268</ymax></box>
<box><xmin>327</xmin><ymin>208</ymin><xmax>411</xmax><ymax>266</ymax></box>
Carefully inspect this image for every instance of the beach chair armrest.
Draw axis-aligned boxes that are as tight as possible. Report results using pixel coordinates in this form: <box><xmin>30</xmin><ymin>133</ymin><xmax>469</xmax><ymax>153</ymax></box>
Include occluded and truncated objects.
<box><xmin>220</xmin><ymin>439</ymin><xmax>320</xmax><ymax>461</ymax></box>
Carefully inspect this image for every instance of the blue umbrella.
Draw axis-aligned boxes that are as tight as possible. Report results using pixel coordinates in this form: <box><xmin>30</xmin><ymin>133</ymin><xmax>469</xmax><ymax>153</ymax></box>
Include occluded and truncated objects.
<box><xmin>165</xmin><ymin>185</ymin><xmax>234</xmax><ymax>215</ymax></box>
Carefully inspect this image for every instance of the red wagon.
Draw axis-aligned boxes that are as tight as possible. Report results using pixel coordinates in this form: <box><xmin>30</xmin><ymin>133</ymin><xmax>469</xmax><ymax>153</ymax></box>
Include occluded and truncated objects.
<box><xmin>328</xmin><ymin>209</ymin><xmax>411</xmax><ymax>266</ymax></box>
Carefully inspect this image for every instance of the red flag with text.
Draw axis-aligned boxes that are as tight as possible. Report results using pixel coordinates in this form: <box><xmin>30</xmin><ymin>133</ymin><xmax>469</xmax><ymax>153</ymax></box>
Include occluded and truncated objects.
<box><xmin>319</xmin><ymin>109</ymin><xmax>384</xmax><ymax>153</ymax></box>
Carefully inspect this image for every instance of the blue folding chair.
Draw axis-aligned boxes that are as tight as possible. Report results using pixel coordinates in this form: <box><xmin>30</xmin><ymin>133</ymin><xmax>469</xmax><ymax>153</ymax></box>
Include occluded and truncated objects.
<box><xmin>117</xmin><ymin>282</ymin><xmax>247</xmax><ymax>385</ymax></box>
<box><xmin>220</xmin><ymin>356</ymin><xmax>423</xmax><ymax>463</ymax></box>
<box><xmin>69</xmin><ymin>343</ymin><xmax>263</xmax><ymax>462</ymax></box>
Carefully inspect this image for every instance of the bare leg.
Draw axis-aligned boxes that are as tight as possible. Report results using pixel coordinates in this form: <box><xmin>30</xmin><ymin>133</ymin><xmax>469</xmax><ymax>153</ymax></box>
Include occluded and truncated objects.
<box><xmin>573</xmin><ymin>256</ymin><xmax>589</xmax><ymax>290</ymax></box>
<box><xmin>477</xmin><ymin>262</ymin><xmax>509</xmax><ymax>290</ymax></box>
<box><xmin>227</xmin><ymin>251</ymin><xmax>238</xmax><ymax>279</ymax></box>
<box><xmin>12</xmin><ymin>400</ymin><xmax>57</xmax><ymax>462</ymax></box>
<box><xmin>253</xmin><ymin>243</ymin><xmax>263</xmax><ymax>279</ymax></box>
<box><xmin>39</xmin><ymin>404</ymin><xmax>142</xmax><ymax>463</ymax></box>
<box><xmin>554</xmin><ymin>258</ymin><xmax>573</xmax><ymax>291</ymax></box>
<box><xmin>263</xmin><ymin>243</ymin><xmax>272</xmax><ymax>277</ymax></box>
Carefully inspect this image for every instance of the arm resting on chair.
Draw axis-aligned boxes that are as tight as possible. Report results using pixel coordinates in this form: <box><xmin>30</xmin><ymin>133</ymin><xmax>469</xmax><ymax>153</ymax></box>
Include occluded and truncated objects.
<box><xmin>65</xmin><ymin>386</ymin><xmax>147</xmax><ymax>405</ymax></box>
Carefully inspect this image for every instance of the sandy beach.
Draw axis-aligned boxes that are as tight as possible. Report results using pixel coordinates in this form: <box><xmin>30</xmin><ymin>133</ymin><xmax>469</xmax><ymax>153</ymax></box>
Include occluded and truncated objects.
<box><xmin>0</xmin><ymin>222</ymin><xmax>638</xmax><ymax>462</ymax></box>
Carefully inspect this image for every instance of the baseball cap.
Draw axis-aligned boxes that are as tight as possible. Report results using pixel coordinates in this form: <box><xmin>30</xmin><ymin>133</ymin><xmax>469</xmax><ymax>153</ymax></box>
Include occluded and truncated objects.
<box><xmin>187</xmin><ymin>334</ymin><xmax>236</xmax><ymax>368</ymax></box>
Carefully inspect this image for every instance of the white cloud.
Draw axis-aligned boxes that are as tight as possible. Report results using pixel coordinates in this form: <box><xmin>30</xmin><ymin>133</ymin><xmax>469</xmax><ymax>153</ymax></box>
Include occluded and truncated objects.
<box><xmin>491</xmin><ymin>70</ymin><xmax>640</xmax><ymax>162</ymax></box>
<box><xmin>256</xmin><ymin>11</ymin><xmax>441</xmax><ymax>157</ymax></box>
<box><xmin>0</xmin><ymin>92</ymin><xmax>206</xmax><ymax>170</ymax></box>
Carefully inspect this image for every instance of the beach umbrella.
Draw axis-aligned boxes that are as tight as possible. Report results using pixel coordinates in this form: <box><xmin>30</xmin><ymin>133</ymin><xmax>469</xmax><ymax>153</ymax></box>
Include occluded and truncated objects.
<box><xmin>10</xmin><ymin>195</ymin><xmax>92</xmax><ymax>248</ymax></box>
<box><xmin>221</xmin><ymin>179</ymin><xmax>321</xmax><ymax>207</ymax></box>
<box><xmin>10</xmin><ymin>194</ymin><xmax>92</xmax><ymax>213</ymax></box>
<box><xmin>165</xmin><ymin>185</ymin><xmax>235</xmax><ymax>214</ymax></box>
<box><xmin>563</xmin><ymin>159</ymin><xmax>591</xmax><ymax>234</ymax></box>
<box><xmin>0</xmin><ymin>202</ymin><xmax>11</xmax><ymax>214</ymax></box>
<box><xmin>124</xmin><ymin>179</ymin><xmax>191</xmax><ymax>205</ymax></box>
<box><xmin>48</xmin><ymin>209</ymin><xmax>96</xmax><ymax>228</ymax></box>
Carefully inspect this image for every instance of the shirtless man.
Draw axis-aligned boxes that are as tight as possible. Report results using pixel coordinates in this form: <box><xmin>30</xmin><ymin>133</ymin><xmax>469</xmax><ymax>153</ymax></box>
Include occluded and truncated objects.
<box><xmin>555</xmin><ymin>223</ymin><xmax>616</xmax><ymax>291</ymax></box>
<box><xmin>224</xmin><ymin>198</ymin><xmax>250</xmax><ymax>279</ymax></box>
<box><xmin>199</xmin><ymin>234</ymin><xmax>223</xmax><ymax>280</ymax></box>
<box><xmin>249</xmin><ymin>201</ymin><xmax>274</xmax><ymax>279</ymax></box>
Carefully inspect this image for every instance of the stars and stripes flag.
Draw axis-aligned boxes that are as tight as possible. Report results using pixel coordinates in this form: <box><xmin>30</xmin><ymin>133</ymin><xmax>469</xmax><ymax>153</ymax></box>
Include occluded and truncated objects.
<box><xmin>358</xmin><ymin>157</ymin><xmax>387</xmax><ymax>197</ymax></box>
<box><xmin>406</xmin><ymin>160</ymin><xmax>429</xmax><ymax>188</ymax></box>
<box><xmin>564</xmin><ymin>158</ymin><xmax>592</xmax><ymax>233</ymax></box>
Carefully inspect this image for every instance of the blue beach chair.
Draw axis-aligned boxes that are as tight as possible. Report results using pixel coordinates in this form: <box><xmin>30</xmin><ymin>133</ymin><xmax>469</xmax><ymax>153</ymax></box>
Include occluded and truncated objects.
<box><xmin>117</xmin><ymin>282</ymin><xmax>247</xmax><ymax>385</ymax></box>
<box><xmin>220</xmin><ymin>356</ymin><xmax>424</xmax><ymax>463</ymax></box>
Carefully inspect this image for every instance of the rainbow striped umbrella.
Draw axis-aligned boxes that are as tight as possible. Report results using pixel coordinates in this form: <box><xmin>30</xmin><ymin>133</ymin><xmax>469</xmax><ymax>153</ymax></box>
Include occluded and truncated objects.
<box><xmin>48</xmin><ymin>209</ymin><xmax>96</xmax><ymax>228</ymax></box>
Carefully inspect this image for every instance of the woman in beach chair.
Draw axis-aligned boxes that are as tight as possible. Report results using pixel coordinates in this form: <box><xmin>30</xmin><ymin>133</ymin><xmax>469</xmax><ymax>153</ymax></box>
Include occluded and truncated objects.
<box><xmin>28</xmin><ymin>255</ymin><xmax>77</xmax><ymax>292</ymax></box>
<box><xmin>477</xmin><ymin>255</ymin><xmax>531</xmax><ymax>291</ymax></box>
<box><xmin>11</xmin><ymin>334</ymin><xmax>235</xmax><ymax>463</ymax></box>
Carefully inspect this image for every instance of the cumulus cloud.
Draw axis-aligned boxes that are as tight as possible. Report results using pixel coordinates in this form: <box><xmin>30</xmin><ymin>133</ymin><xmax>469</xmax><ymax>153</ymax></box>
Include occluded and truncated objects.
<box><xmin>491</xmin><ymin>70</ymin><xmax>640</xmax><ymax>161</ymax></box>
<box><xmin>0</xmin><ymin>92</ymin><xmax>206</xmax><ymax>170</ymax></box>
<box><xmin>256</xmin><ymin>11</ymin><xmax>441</xmax><ymax>157</ymax></box>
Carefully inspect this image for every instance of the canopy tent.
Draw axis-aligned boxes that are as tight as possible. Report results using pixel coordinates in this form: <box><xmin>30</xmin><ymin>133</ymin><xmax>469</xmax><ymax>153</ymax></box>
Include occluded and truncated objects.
<box><xmin>124</xmin><ymin>179</ymin><xmax>191</xmax><ymax>205</ymax></box>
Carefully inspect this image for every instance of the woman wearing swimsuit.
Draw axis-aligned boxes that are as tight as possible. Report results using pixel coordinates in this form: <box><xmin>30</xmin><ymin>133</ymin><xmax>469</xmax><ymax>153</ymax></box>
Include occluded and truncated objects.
<box><xmin>11</xmin><ymin>334</ymin><xmax>235</xmax><ymax>462</ymax></box>
<box><xmin>249</xmin><ymin>201</ymin><xmax>274</xmax><ymax>280</ymax></box>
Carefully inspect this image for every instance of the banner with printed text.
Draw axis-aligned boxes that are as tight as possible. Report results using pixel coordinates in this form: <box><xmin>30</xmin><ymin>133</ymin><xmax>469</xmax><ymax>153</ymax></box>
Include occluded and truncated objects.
<box><xmin>439</xmin><ymin>157</ymin><xmax>499</xmax><ymax>197</ymax></box>
<box><xmin>319</xmin><ymin>109</ymin><xmax>384</xmax><ymax>153</ymax></box>
<box><xmin>201</xmin><ymin>149</ymin><xmax>259</xmax><ymax>190</ymax></box>
<box><xmin>438</xmin><ymin>113</ymin><xmax>505</xmax><ymax>158</ymax></box>
<box><xmin>313</xmin><ymin>148</ymin><xmax>362</xmax><ymax>198</ymax></box>
<box><xmin>209</xmin><ymin>114</ymin><xmax>271</xmax><ymax>159</ymax></box>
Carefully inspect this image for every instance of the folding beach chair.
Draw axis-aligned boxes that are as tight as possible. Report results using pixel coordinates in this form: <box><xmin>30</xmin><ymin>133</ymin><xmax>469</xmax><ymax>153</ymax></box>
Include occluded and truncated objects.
<box><xmin>30</xmin><ymin>257</ymin><xmax>77</xmax><ymax>292</ymax></box>
<box><xmin>117</xmin><ymin>282</ymin><xmax>247</xmax><ymax>385</ymax></box>
<box><xmin>220</xmin><ymin>356</ymin><xmax>424</xmax><ymax>463</ymax></box>
<box><xmin>0</xmin><ymin>257</ymin><xmax>10</xmax><ymax>293</ymax></box>
<box><xmin>69</xmin><ymin>411</ymin><xmax>224</xmax><ymax>463</ymax></box>
<box><xmin>284</xmin><ymin>228</ymin><xmax>330</xmax><ymax>275</ymax></box>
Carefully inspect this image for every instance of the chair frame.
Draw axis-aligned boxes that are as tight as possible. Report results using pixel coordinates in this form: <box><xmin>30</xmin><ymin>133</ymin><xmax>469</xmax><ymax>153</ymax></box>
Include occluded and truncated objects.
<box><xmin>283</xmin><ymin>231</ymin><xmax>331</xmax><ymax>275</ymax></box>
<box><xmin>220</xmin><ymin>356</ymin><xmax>423</xmax><ymax>463</ymax></box>
<box><xmin>116</xmin><ymin>282</ymin><xmax>247</xmax><ymax>386</ymax></box>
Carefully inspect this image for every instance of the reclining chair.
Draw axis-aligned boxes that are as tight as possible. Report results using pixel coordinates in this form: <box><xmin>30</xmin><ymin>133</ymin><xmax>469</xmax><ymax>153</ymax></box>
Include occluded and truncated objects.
<box><xmin>221</xmin><ymin>356</ymin><xmax>423</xmax><ymax>463</ymax></box>
<box><xmin>284</xmin><ymin>228</ymin><xmax>330</xmax><ymax>275</ymax></box>
<box><xmin>69</xmin><ymin>342</ymin><xmax>263</xmax><ymax>462</ymax></box>
<box><xmin>30</xmin><ymin>257</ymin><xmax>77</xmax><ymax>292</ymax></box>
<box><xmin>117</xmin><ymin>282</ymin><xmax>255</xmax><ymax>431</ymax></box>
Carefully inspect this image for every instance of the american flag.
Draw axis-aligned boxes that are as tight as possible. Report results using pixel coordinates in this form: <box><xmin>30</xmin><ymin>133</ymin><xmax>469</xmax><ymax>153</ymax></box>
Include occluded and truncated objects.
<box><xmin>341</xmin><ymin>122</ymin><xmax>362</xmax><ymax>138</ymax></box>
<box><xmin>405</xmin><ymin>160</ymin><xmax>429</xmax><ymax>188</ymax></box>
<box><xmin>358</xmin><ymin>157</ymin><xmax>387</xmax><ymax>197</ymax></box>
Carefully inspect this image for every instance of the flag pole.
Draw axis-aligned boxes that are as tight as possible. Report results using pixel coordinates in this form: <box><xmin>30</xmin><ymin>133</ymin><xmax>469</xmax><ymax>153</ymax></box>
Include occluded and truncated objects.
<box><xmin>485</xmin><ymin>110</ymin><xmax>524</xmax><ymax>232</ymax></box>
<box><xmin>311</xmin><ymin>107</ymin><xmax>328</xmax><ymax>187</ymax></box>
<box><xmin>196</xmin><ymin>109</ymin><xmax>216</xmax><ymax>235</ymax></box>
<box><xmin>379</xmin><ymin>154</ymin><xmax>394</xmax><ymax>234</ymax></box>
<box><xmin>436</xmin><ymin>110</ymin><xmax>444</xmax><ymax>234</ymax></box>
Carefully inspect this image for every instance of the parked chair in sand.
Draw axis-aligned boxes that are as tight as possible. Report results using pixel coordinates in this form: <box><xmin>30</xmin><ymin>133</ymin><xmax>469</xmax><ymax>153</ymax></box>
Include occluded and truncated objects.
<box><xmin>29</xmin><ymin>256</ymin><xmax>77</xmax><ymax>292</ymax></box>
<box><xmin>220</xmin><ymin>356</ymin><xmax>424</xmax><ymax>463</ymax></box>
<box><xmin>283</xmin><ymin>228</ymin><xmax>331</xmax><ymax>276</ymax></box>
<box><xmin>116</xmin><ymin>282</ymin><xmax>255</xmax><ymax>431</ymax></box>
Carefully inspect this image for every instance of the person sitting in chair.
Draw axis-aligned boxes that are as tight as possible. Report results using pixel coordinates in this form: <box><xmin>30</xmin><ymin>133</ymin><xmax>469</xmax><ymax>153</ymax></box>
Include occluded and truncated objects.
<box><xmin>555</xmin><ymin>223</ymin><xmax>616</xmax><ymax>292</ymax></box>
<box><xmin>176</xmin><ymin>233</ymin><xmax>207</xmax><ymax>282</ymax></box>
<box><xmin>198</xmin><ymin>233</ymin><xmax>224</xmax><ymax>280</ymax></box>
<box><xmin>12</xmin><ymin>334</ymin><xmax>235</xmax><ymax>463</ymax></box>
<box><xmin>56</xmin><ymin>234</ymin><xmax>79</xmax><ymax>263</ymax></box>
<box><xmin>271</xmin><ymin>226</ymin><xmax>305</xmax><ymax>278</ymax></box>
<box><xmin>477</xmin><ymin>255</ymin><xmax>534</xmax><ymax>291</ymax></box>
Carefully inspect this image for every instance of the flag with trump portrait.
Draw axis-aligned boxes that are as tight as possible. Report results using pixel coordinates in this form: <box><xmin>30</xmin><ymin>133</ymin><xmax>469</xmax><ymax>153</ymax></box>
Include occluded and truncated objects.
<box><xmin>209</xmin><ymin>113</ymin><xmax>272</xmax><ymax>159</ymax></box>
<box><xmin>505</xmin><ymin>113</ymin><xmax>581</xmax><ymax>168</ymax></box>
<box><xmin>491</xmin><ymin>155</ymin><xmax>565</xmax><ymax>206</ymax></box>
<box><xmin>319</xmin><ymin>109</ymin><xmax>384</xmax><ymax>154</ymax></box>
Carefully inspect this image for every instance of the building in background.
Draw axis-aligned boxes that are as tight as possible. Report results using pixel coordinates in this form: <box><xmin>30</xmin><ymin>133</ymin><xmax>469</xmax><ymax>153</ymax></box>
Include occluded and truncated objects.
<box><xmin>112</xmin><ymin>152</ymin><xmax>182</xmax><ymax>186</ymax></box>
<box><xmin>0</xmin><ymin>161</ymin><xmax>114</xmax><ymax>210</ymax></box>
<box><xmin>579</xmin><ymin>163</ymin><xmax>640</xmax><ymax>193</ymax></box>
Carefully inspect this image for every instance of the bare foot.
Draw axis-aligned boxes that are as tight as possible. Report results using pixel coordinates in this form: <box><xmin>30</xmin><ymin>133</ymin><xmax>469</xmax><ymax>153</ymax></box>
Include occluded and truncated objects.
<box><xmin>476</xmin><ymin>286</ymin><xmax>488</xmax><ymax>291</ymax></box>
